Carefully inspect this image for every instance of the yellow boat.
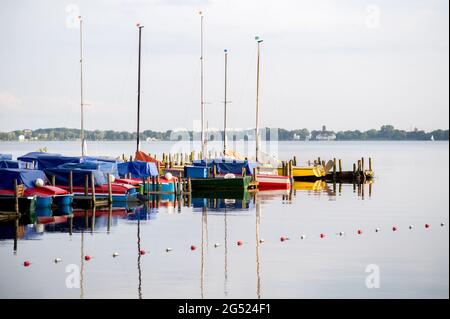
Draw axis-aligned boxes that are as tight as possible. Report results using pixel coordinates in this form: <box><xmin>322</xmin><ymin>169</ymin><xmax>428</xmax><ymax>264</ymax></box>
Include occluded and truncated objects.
<box><xmin>277</xmin><ymin>165</ymin><xmax>326</xmax><ymax>178</ymax></box>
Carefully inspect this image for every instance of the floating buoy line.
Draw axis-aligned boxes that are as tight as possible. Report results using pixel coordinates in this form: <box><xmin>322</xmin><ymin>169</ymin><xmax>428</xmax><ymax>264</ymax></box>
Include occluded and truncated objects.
<box><xmin>18</xmin><ymin>222</ymin><xmax>446</xmax><ymax>267</ymax></box>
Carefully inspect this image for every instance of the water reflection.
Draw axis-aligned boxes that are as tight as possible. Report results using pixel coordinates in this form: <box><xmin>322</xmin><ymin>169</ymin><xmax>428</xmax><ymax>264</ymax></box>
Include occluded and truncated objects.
<box><xmin>0</xmin><ymin>180</ymin><xmax>374</xmax><ymax>298</ymax></box>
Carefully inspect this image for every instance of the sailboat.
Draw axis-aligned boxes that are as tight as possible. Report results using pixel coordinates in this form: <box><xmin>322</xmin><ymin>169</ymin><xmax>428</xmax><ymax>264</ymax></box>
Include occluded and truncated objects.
<box><xmin>431</xmin><ymin>135</ymin><xmax>435</xmax><ymax>141</ymax></box>
<box><xmin>186</xmin><ymin>13</ymin><xmax>255</xmax><ymax>193</ymax></box>
<box><xmin>250</xmin><ymin>37</ymin><xmax>291</xmax><ymax>190</ymax></box>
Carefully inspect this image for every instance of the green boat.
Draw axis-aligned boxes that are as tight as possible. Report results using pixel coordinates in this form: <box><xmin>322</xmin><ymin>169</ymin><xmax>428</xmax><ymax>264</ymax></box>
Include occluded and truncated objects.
<box><xmin>189</xmin><ymin>176</ymin><xmax>254</xmax><ymax>192</ymax></box>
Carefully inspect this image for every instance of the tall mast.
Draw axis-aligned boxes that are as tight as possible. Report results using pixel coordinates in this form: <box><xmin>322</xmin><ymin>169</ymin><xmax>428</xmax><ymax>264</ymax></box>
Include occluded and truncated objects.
<box><xmin>136</xmin><ymin>23</ymin><xmax>144</xmax><ymax>153</ymax></box>
<box><xmin>200</xmin><ymin>12</ymin><xmax>206</xmax><ymax>157</ymax></box>
<box><xmin>255</xmin><ymin>36</ymin><xmax>263</xmax><ymax>162</ymax></box>
<box><xmin>223</xmin><ymin>49</ymin><xmax>228</xmax><ymax>155</ymax></box>
<box><xmin>79</xmin><ymin>16</ymin><xmax>85</xmax><ymax>157</ymax></box>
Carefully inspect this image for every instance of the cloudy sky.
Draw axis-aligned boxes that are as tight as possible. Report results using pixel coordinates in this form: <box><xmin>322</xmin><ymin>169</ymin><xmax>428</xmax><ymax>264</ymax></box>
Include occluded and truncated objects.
<box><xmin>0</xmin><ymin>0</ymin><xmax>448</xmax><ymax>133</ymax></box>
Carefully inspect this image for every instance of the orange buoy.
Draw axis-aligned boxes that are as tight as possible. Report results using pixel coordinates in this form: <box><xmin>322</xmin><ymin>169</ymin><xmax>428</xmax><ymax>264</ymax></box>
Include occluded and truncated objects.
<box><xmin>23</xmin><ymin>261</ymin><xmax>30</xmax><ymax>267</ymax></box>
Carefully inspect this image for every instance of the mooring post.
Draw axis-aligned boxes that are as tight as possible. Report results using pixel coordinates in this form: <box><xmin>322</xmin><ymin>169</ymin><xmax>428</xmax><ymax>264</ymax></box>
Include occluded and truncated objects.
<box><xmin>318</xmin><ymin>157</ymin><xmax>321</xmax><ymax>165</ymax></box>
<box><xmin>213</xmin><ymin>164</ymin><xmax>217</xmax><ymax>178</ymax></box>
<box><xmin>156</xmin><ymin>175</ymin><xmax>160</xmax><ymax>193</ymax></box>
<box><xmin>353</xmin><ymin>163</ymin><xmax>356</xmax><ymax>174</ymax></box>
<box><xmin>107</xmin><ymin>173</ymin><xmax>113</xmax><ymax>204</ymax></box>
<box><xmin>293</xmin><ymin>156</ymin><xmax>297</xmax><ymax>166</ymax></box>
<box><xmin>369</xmin><ymin>157</ymin><xmax>372</xmax><ymax>171</ymax></box>
<box><xmin>289</xmin><ymin>160</ymin><xmax>294</xmax><ymax>182</ymax></box>
<box><xmin>84</xmin><ymin>174</ymin><xmax>89</xmax><ymax>196</ymax></box>
<box><xmin>361</xmin><ymin>157</ymin><xmax>365</xmax><ymax>172</ymax></box>
<box><xmin>339</xmin><ymin>159</ymin><xmax>342</xmax><ymax>173</ymax></box>
<box><xmin>357</xmin><ymin>160</ymin><xmax>361</xmax><ymax>173</ymax></box>
<box><xmin>91</xmin><ymin>173</ymin><xmax>96</xmax><ymax>206</ymax></box>
<box><xmin>242</xmin><ymin>167</ymin><xmax>246</xmax><ymax>177</ymax></box>
<box><xmin>253</xmin><ymin>167</ymin><xmax>257</xmax><ymax>182</ymax></box>
<box><xmin>13</xmin><ymin>179</ymin><xmax>19</xmax><ymax>215</ymax></box>
<box><xmin>333</xmin><ymin>158</ymin><xmax>336</xmax><ymax>177</ymax></box>
<box><xmin>188</xmin><ymin>178</ymin><xmax>192</xmax><ymax>193</ymax></box>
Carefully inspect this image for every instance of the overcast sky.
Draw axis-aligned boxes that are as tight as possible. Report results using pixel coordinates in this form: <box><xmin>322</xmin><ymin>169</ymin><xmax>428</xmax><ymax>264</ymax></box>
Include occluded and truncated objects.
<box><xmin>0</xmin><ymin>0</ymin><xmax>448</xmax><ymax>133</ymax></box>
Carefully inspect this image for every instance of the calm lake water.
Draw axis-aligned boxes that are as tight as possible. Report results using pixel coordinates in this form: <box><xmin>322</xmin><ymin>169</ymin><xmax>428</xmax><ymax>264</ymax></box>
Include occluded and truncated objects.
<box><xmin>0</xmin><ymin>141</ymin><xmax>448</xmax><ymax>298</ymax></box>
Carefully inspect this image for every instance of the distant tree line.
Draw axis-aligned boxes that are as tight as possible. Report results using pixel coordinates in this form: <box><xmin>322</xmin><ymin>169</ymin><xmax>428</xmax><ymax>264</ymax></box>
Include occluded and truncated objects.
<box><xmin>0</xmin><ymin>125</ymin><xmax>448</xmax><ymax>141</ymax></box>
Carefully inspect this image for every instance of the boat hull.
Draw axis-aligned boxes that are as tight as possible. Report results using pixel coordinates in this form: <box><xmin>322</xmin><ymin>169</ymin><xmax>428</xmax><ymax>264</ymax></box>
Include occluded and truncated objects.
<box><xmin>277</xmin><ymin>166</ymin><xmax>326</xmax><ymax>180</ymax></box>
<box><xmin>0</xmin><ymin>196</ymin><xmax>37</xmax><ymax>214</ymax></box>
<box><xmin>190</xmin><ymin>176</ymin><xmax>253</xmax><ymax>191</ymax></box>
<box><xmin>256</xmin><ymin>174</ymin><xmax>291</xmax><ymax>190</ymax></box>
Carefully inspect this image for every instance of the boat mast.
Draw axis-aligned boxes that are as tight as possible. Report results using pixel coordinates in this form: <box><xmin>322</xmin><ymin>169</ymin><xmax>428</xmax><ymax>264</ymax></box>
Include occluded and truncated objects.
<box><xmin>200</xmin><ymin>12</ymin><xmax>206</xmax><ymax>158</ymax></box>
<box><xmin>79</xmin><ymin>16</ymin><xmax>85</xmax><ymax>157</ymax></box>
<box><xmin>136</xmin><ymin>23</ymin><xmax>144</xmax><ymax>153</ymax></box>
<box><xmin>255</xmin><ymin>36</ymin><xmax>263</xmax><ymax>162</ymax></box>
<box><xmin>223</xmin><ymin>49</ymin><xmax>228</xmax><ymax>155</ymax></box>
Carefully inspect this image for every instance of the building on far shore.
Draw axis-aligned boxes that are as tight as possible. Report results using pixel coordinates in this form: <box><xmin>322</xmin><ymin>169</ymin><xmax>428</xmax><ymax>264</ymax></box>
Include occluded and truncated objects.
<box><xmin>313</xmin><ymin>125</ymin><xmax>336</xmax><ymax>141</ymax></box>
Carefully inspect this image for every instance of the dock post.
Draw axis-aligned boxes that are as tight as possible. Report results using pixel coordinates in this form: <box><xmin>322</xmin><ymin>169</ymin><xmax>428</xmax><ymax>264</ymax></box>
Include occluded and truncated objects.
<box><xmin>253</xmin><ymin>167</ymin><xmax>257</xmax><ymax>182</ymax></box>
<box><xmin>107</xmin><ymin>174</ymin><xmax>113</xmax><ymax>204</ymax></box>
<box><xmin>242</xmin><ymin>167</ymin><xmax>246</xmax><ymax>177</ymax></box>
<box><xmin>293</xmin><ymin>156</ymin><xmax>297</xmax><ymax>166</ymax></box>
<box><xmin>357</xmin><ymin>160</ymin><xmax>361</xmax><ymax>173</ymax></box>
<box><xmin>84</xmin><ymin>174</ymin><xmax>89</xmax><ymax>196</ymax></box>
<box><xmin>333</xmin><ymin>158</ymin><xmax>336</xmax><ymax>177</ymax></box>
<box><xmin>213</xmin><ymin>164</ymin><xmax>217</xmax><ymax>178</ymax></box>
<box><xmin>369</xmin><ymin>157</ymin><xmax>372</xmax><ymax>171</ymax></box>
<box><xmin>13</xmin><ymin>179</ymin><xmax>19</xmax><ymax>215</ymax></box>
<box><xmin>69</xmin><ymin>171</ymin><xmax>73</xmax><ymax>194</ymax></box>
<box><xmin>188</xmin><ymin>178</ymin><xmax>192</xmax><ymax>193</ymax></box>
<box><xmin>361</xmin><ymin>157</ymin><xmax>365</xmax><ymax>172</ymax></box>
<box><xmin>352</xmin><ymin>163</ymin><xmax>356</xmax><ymax>174</ymax></box>
<box><xmin>288</xmin><ymin>160</ymin><xmax>294</xmax><ymax>182</ymax></box>
<box><xmin>338</xmin><ymin>159</ymin><xmax>342</xmax><ymax>173</ymax></box>
<box><xmin>318</xmin><ymin>157</ymin><xmax>321</xmax><ymax>165</ymax></box>
<box><xmin>91</xmin><ymin>173</ymin><xmax>96</xmax><ymax>206</ymax></box>
<box><xmin>156</xmin><ymin>175</ymin><xmax>160</xmax><ymax>192</ymax></box>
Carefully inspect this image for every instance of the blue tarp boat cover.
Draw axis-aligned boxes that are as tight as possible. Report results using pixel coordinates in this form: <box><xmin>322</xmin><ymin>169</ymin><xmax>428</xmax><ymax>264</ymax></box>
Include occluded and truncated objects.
<box><xmin>117</xmin><ymin>161</ymin><xmax>158</xmax><ymax>178</ymax></box>
<box><xmin>44</xmin><ymin>168</ymin><xmax>107</xmax><ymax>186</ymax></box>
<box><xmin>0</xmin><ymin>168</ymin><xmax>48</xmax><ymax>189</ymax></box>
<box><xmin>17</xmin><ymin>153</ymin><xmax>102</xmax><ymax>170</ymax></box>
<box><xmin>0</xmin><ymin>154</ymin><xmax>13</xmax><ymax>161</ymax></box>
<box><xmin>192</xmin><ymin>159</ymin><xmax>258</xmax><ymax>175</ymax></box>
<box><xmin>0</xmin><ymin>160</ymin><xmax>21</xmax><ymax>169</ymax></box>
<box><xmin>57</xmin><ymin>161</ymin><xmax>119</xmax><ymax>177</ymax></box>
<box><xmin>17</xmin><ymin>152</ymin><xmax>62</xmax><ymax>162</ymax></box>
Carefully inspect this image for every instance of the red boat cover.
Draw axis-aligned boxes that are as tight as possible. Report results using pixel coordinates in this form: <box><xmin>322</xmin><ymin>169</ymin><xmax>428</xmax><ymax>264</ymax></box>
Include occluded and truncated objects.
<box><xmin>134</xmin><ymin>151</ymin><xmax>163</xmax><ymax>166</ymax></box>
<box><xmin>24</xmin><ymin>186</ymin><xmax>69</xmax><ymax>197</ymax></box>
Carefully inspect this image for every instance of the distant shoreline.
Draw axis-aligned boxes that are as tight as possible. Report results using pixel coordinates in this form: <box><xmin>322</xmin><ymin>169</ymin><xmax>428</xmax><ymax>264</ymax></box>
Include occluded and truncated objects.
<box><xmin>1</xmin><ymin>125</ymin><xmax>448</xmax><ymax>141</ymax></box>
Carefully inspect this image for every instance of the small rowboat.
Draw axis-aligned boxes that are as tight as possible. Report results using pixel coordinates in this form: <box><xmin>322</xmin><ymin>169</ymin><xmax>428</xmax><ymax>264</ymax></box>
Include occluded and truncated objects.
<box><xmin>255</xmin><ymin>174</ymin><xmax>291</xmax><ymax>190</ymax></box>
<box><xmin>277</xmin><ymin>165</ymin><xmax>327</xmax><ymax>180</ymax></box>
